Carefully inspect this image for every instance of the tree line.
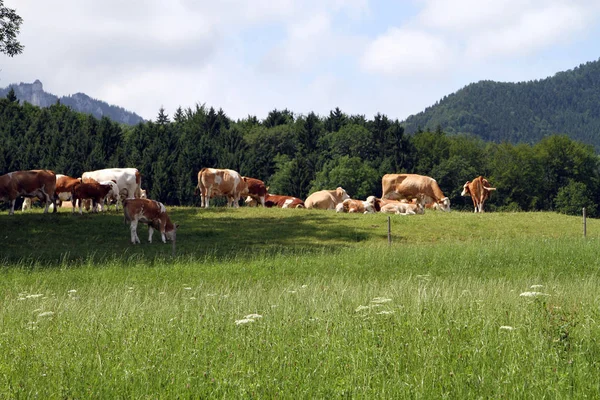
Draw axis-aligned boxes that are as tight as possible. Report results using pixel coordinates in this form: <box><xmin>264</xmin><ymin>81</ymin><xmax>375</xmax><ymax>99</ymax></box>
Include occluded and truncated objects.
<box><xmin>1</xmin><ymin>91</ymin><xmax>599</xmax><ymax>215</ymax></box>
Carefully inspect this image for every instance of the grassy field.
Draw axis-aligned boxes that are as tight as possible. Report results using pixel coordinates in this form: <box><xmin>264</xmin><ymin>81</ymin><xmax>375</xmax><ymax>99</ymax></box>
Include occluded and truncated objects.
<box><xmin>2</xmin><ymin>207</ymin><xmax>600</xmax><ymax>398</ymax></box>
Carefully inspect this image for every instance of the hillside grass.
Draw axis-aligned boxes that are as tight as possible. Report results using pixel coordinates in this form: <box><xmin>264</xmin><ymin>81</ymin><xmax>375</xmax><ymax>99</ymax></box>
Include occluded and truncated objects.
<box><xmin>1</xmin><ymin>207</ymin><xmax>600</xmax><ymax>398</ymax></box>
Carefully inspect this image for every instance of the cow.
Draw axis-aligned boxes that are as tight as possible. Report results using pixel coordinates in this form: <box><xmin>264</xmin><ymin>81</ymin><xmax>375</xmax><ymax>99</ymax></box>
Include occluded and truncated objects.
<box><xmin>305</xmin><ymin>187</ymin><xmax>350</xmax><ymax>210</ymax></box>
<box><xmin>242</xmin><ymin>177</ymin><xmax>268</xmax><ymax>207</ymax></box>
<box><xmin>123</xmin><ymin>198</ymin><xmax>177</xmax><ymax>244</ymax></box>
<box><xmin>140</xmin><ymin>189</ymin><xmax>147</xmax><ymax>199</ymax></box>
<box><xmin>336</xmin><ymin>196</ymin><xmax>379</xmax><ymax>214</ymax></box>
<box><xmin>461</xmin><ymin>176</ymin><xmax>496</xmax><ymax>213</ymax></box>
<box><xmin>245</xmin><ymin>194</ymin><xmax>305</xmax><ymax>208</ymax></box>
<box><xmin>99</xmin><ymin>180</ymin><xmax>120</xmax><ymax>211</ymax></box>
<box><xmin>0</xmin><ymin>170</ymin><xmax>56</xmax><ymax>215</ymax></box>
<box><xmin>81</xmin><ymin>168</ymin><xmax>141</xmax><ymax>201</ymax></box>
<box><xmin>381</xmin><ymin>174</ymin><xmax>450</xmax><ymax>212</ymax></box>
<box><xmin>54</xmin><ymin>174</ymin><xmax>81</xmax><ymax>209</ymax></box>
<box><xmin>197</xmin><ymin>168</ymin><xmax>247</xmax><ymax>208</ymax></box>
<box><xmin>71</xmin><ymin>180</ymin><xmax>113</xmax><ymax>214</ymax></box>
<box><xmin>380</xmin><ymin>202</ymin><xmax>424</xmax><ymax>215</ymax></box>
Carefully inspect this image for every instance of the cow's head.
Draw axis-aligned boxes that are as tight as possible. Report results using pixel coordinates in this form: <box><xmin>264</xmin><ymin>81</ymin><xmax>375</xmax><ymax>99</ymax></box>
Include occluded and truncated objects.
<box><xmin>336</xmin><ymin>187</ymin><xmax>350</xmax><ymax>202</ymax></box>
<box><xmin>165</xmin><ymin>224</ymin><xmax>179</xmax><ymax>242</ymax></box>
<box><xmin>244</xmin><ymin>196</ymin><xmax>258</xmax><ymax>207</ymax></box>
<box><xmin>437</xmin><ymin>197</ymin><xmax>451</xmax><ymax>212</ymax></box>
<box><xmin>461</xmin><ymin>181</ymin><xmax>471</xmax><ymax>197</ymax></box>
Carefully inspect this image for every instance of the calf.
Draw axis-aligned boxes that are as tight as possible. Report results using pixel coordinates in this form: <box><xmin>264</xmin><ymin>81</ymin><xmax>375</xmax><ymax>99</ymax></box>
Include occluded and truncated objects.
<box><xmin>99</xmin><ymin>180</ymin><xmax>120</xmax><ymax>211</ymax></box>
<box><xmin>336</xmin><ymin>196</ymin><xmax>379</xmax><ymax>214</ymax></box>
<box><xmin>123</xmin><ymin>198</ymin><xmax>178</xmax><ymax>244</ymax></box>
<box><xmin>242</xmin><ymin>177</ymin><xmax>268</xmax><ymax>207</ymax></box>
<box><xmin>380</xmin><ymin>201</ymin><xmax>424</xmax><ymax>215</ymax></box>
<box><xmin>71</xmin><ymin>181</ymin><xmax>113</xmax><ymax>214</ymax></box>
<box><xmin>54</xmin><ymin>174</ymin><xmax>81</xmax><ymax>210</ymax></box>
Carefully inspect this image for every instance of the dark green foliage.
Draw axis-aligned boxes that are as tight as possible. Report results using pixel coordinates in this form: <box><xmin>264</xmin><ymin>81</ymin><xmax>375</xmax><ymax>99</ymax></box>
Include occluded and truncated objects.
<box><xmin>0</xmin><ymin>0</ymin><xmax>24</xmax><ymax>56</ymax></box>
<box><xmin>403</xmin><ymin>59</ymin><xmax>600</xmax><ymax>150</ymax></box>
<box><xmin>1</xmin><ymin>98</ymin><xmax>599</xmax><ymax>216</ymax></box>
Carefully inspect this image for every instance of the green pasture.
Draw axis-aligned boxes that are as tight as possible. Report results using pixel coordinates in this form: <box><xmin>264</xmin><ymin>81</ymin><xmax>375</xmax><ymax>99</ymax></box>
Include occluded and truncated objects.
<box><xmin>1</xmin><ymin>207</ymin><xmax>600</xmax><ymax>398</ymax></box>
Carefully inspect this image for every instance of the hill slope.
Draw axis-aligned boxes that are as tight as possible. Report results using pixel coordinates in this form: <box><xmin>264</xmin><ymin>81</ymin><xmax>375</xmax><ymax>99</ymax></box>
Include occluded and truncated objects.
<box><xmin>403</xmin><ymin>59</ymin><xmax>600</xmax><ymax>148</ymax></box>
<box><xmin>0</xmin><ymin>80</ymin><xmax>145</xmax><ymax>125</ymax></box>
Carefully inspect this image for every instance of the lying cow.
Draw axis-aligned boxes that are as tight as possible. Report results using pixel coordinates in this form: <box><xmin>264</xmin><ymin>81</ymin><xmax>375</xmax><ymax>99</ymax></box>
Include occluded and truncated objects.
<box><xmin>336</xmin><ymin>196</ymin><xmax>380</xmax><ymax>214</ymax></box>
<box><xmin>245</xmin><ymin>193</ymin><xmax>305</xmax><ymax>208</ymax></box>
<box><xmin>71</xmin><ymin>180</ymin><xmax>113</xmax><ymax>214</ymax></box>
<box><xmin>0</xmin><ymin>170</ymin><xmax>56</xmax><ymax>215</ymax></box>
<box><xmin>123</xmin><ymin>198</ymin><xmax>177</xmax><ymax>244</ymax></box>
<box><xmin>380</xmin><ymin>201</ymin><xmax>424</xmax><ymax>215</ymax></box>
<box><xmin>461</xmin><ymin>176</ymin><xmax>496</xmax><ymax>213</ymax></box>
<box><xmin>305</xmin><ymin>187</ymin><xmax>350</xmax><ymax>210</ymax></box>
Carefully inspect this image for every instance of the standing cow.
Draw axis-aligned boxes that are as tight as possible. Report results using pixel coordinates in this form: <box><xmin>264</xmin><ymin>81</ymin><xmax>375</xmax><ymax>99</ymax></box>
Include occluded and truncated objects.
<box><xmin>461</xmin><ymin>176</ymin><xmax>496</xmax><ymax>213</ymax></box>
<box><xmin>381</xmin><ymin>174</ymin><xmax>450</xmax><ymax>212</ymax></box>
<box><xmin>123</xmin><ymin>198</ymin><xmax>177</xmax><ymax>244</ymax></box>
<box><xmin>197</xmin><ymin>168</ymin><xmax>247</xmax><ymax>208</ymax></box>
<box><xmin>82</xmin><ymin>168</ymin><xmax>141</xmax><ymax>200</ymax></box>
<box><xmin>242</xmin><ymin>177</ymin><xmax>268</xmax><ymax>207</ymax></box>
<box><xmin>305</xmin><ymin>187</ymin><xmax>350</xmax><ymax>210</ymax></box>
<box><xmin>0</xmin><ymin>170</ymin><xmax>56</xmax><ymax>215</ymax></box>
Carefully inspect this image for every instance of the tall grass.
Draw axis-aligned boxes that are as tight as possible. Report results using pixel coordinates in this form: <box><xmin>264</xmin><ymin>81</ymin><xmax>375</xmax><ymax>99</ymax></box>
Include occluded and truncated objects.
<box><xmin>1</xmin><ymin>209</ymin><xmax>600</xmax><ymax>397</ymax></box>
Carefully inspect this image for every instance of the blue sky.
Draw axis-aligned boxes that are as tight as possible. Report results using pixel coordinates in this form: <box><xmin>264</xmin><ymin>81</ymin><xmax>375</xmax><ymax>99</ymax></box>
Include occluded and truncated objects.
<box><xmin>2</xmin><ymin>0</ymin><xmax>600</xmax><ymax>122</ymax></box>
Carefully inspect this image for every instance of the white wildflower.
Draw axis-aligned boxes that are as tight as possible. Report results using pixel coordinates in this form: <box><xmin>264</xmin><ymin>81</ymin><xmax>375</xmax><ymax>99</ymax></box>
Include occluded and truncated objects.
<box><xmin>377</xmin><ymin>310</ymin><xmax>394</xmax><ymax>315</ymax></box>
<box><xmin>189</xmin><ymin>297</ymin><xmax>196</xmax><ymax>300</ymax></box>
<box><xmin>159</xmin><ymin>292</ymin><xmax>165</xmax><ymax>295</ymax></box>
<box><xmin>500</xmin><ymin>326</ymin><xmax>515</xmax><ymax>331</ymax></box>
<box><xmin>355</xmin><ymin>305</ymin><xmax>371</xmax><ymax>312</ymax></box>
<box><xmin>530</xmin><ymin>285</ymin><xmax>544</xmax><ymax>289</ymax></box>
<box><xmin>301</xmin><ymin>284</ymin><xmax>308</xmax><ymax>288</ymax></box>
<box><xmin>128</xmin><ymin>287</ymin><xmax>134</xmax><ymax>290</ymax></box>
<box><xmin>235</xmin><ymin>318</ymin><xmax>255</xmax><ymax>325</ymax></box>
<box><xmin>206</xmin><ymin>293</ymin><xmax>217</xmax><ymax>297</ymax></box>
<box><xmin>37</xmin><ymin>311</ymin><xmax>54</xmax><ymax>318</ymax></box>
<box><xmin>270</xmin><ymin>304</ymin><xmax>278</xmax><ymax>308</ymax></box>
<box><xmin>371</xmin><ymin>297</ymin><xmax>392</xmax><ymax>304</ymax></box>
<box><xmin>26</xmin><ymin>321</ymin><xmax>37</xmax><ymax>330</ymax></box>
<box><xmin>184</xmin><ymin>287</ymin><xmax>192</xmax><ymax>290</ymax></box>
<box><xmin>244</xmin><ymin>314</ymin><xmax>262</xmax><ymax>319</ymax></box>
<box><xmin>287</xmin><ymin>290</ymin><xmax>297</xmax><ymax>294</ymax></box>
<box><xmin>68</xmin><ymin>289</ymin><xmax>77</xmax><ymax>293</ymax></box>
<box><xmin>26</xmin><ymin>294</ymin><xmax>43</xmax><ymax>299</ymax></box>
<box><xmin>520</xmin><ymin>291</ymin><xmax>549</xmax><ymax>297</ymax></box>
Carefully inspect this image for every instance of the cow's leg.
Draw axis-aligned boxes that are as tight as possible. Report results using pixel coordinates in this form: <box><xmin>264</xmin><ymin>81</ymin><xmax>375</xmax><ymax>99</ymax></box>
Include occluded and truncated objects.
<box><xmin>9</xmin><ymin>199</ymin><xmax>16</xmax><ymax>215</ymax></box>
<box><xmin>130</xmin><ymin>220</ymin><xmax>141</xmax><ymax>244</ymax></box>
<box><xmin>148</xmin><ymin>225</ymin><xmax>154</xmax><ymax>243</ymax></box>
<box><xmin>233</xmin><ymin>195</ymin><xmax>240</xmax><ymax>208</ymax></box>
<box><xmin>260</xmin><ymin>196</ymin><xmax>265</xmax><ymax>207</ymax></box>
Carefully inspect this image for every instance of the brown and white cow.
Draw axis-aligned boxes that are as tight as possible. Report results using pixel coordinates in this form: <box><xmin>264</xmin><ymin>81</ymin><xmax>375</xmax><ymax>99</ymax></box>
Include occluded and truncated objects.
<box><xmin>336</xmin><ymin>196</ymin><xmax>380</xmax><ymax>214</ymax></box>
<box><xmin>461</xmin><ymin>176</ymin><xmax>496</xmax><ymax>213</ymax></box>
<box><xmin>54</xmin><ymin>174</ymin><xmax>81</xmax><ymax>209</ymax></box>
<box><xmin>82</xmin><ymin>168</ymin><xmax>141</xmax><ymax>200</ymax></box>
<box><xmin>197</xmin><ymin>168</ymin><xmax>248</xmax><ymax>208</ymax></box>
<box><xmin>245</xmin><ymin>193</ymin><xmax>305</xmax><ymax>208</ymax></box>
<box><xmin>0</xmin><ymin>170</ymin><xmax>56</xmax><ymax>215</ymax></box>
<box><xmin>305</xmin><ymin>187</ymin><xmax>350</xmax><ymax>210</ymax></box>
<box><xmin>380</xmin><ymin>201</ymin><xmax>424</xmax><ymax>215</ymax></box>
<box><xmin>381</xmin><ymin>174</ymin><xmax>450</xmax><ymax>212</ymax></box>
<box><xmin>242</xmin><ymin>177</ymin><xmax>268</xmax><ymax>207</ymax></box>
<box><xmin>123</xmin><ymin>198</ymin><xmax>177</xmax><ymax>244</ymax></box>
<box><xmin>71</xmin><ymin>180</ymin><xmax>113</xmax><ymax>214</ymax></box>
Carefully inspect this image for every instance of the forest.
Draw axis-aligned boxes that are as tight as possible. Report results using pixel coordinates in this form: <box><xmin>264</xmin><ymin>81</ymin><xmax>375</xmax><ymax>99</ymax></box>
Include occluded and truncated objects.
<box><xmin>1</xmin><ymin>88</ymin><xmax>599</xmax><ymax>216</ymax></box>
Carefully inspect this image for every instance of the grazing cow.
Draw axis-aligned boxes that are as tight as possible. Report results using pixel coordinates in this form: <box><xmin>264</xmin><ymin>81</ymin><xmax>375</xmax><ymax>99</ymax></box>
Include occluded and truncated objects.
<box><xmin>71</xmin><ymin>181</ymin><xmax>113</xmax><ymax>214</ymax></box>
<box><xmin>461</xmin><ymin>176</ymin><xmax>496</xmax><ymax>213</ymax></box>
<box><xmin>197</xmin><ymin>168</ymin><xmax>248</xmax><ymax>208</ymax></box>
<box><xmin>242</xmin><ymin>177</ymin><xmax>268</xmax><ymax>207</ymax></box>
<box><xmin>381</xmin><ymin>174</ymin><xmax>450</xmax><ymax>212</ymax></box>
<box><xmin>82</xmin><ymin>168</ymin><xmax>141</xmax><ymax>200</ymax></box>
<box><xmin>123</xmin><ymin>198</ymin><xmax>177</xmax><ymax>244</ymax></box>
<box><xmin>245</xmin><ymin>194</ymin><xmax>305</xmax><ymax>208</ymax></box>
<box><xmin>336</xmin><ymin>196</ymin><xmax>379</xmax><ymax>214</ymax></box>
<box><xmin>0</xmin><ymin>170</ymin><xmax>56</xmax><ymax>215</ymax></box>
<box><xmin>305</xmin><ymin>187</ymin><xmax>350</xmax><ymax>210</ymax></box>
<box><xmin>380</xmin><ymin>202</ymin><xmax>424</xmax><ymax>215</ymax></box>
<box><xmin>99</xmin><ymin>180</ymin><xmax>120</xmax><ymax>211</ymax></box>
<box><xmin>54</xmin><ymin>174</ymin><xmax>81</xmax><ymax>209</ymax></box>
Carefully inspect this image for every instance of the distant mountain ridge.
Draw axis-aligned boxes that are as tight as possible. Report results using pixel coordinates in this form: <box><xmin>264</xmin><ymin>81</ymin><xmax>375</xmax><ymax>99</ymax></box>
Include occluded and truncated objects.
<box><xmin>402</xmin><ymin>59</ymin><xmax>600</xmax><ymax>149</ymax></box>
<box><xmin>0</xmin><ymin>80</ymin><xmax>145</xmax><ymax>125</ymax></box>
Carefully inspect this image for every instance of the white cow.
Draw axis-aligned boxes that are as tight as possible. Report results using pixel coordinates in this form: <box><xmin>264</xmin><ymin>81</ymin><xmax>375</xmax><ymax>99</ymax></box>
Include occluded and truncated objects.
<box><xmin>82</xmin><ymin>168</ymin><xmax>141</xmax><ymax>201</ymax></box>
<box><xmin>99</xmin><ymin>180</ymin><xmax>120</xmax><ymax>211</ymax></box>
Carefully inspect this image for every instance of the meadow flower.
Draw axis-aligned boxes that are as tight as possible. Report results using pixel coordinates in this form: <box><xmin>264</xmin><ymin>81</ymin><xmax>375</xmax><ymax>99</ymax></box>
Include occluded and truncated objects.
<box><xmin>184</xmin><ymin>287</ymin><xmax>192</xmax><ymax>290</ymax></box>
<box><xmin>355</xmin><ymin>305</ymin><xmax>370</xmax><ymax>312</ymax></box>
<box><xmin>301</xmin><ymin>284</ymin><xmax>308</xmax><ymax>288</ymax></box>
<box><xmin>235</xmin><ymin>318</ymin><xmax>255</xmax><ymax>325</ymax></box>
<box><xmin>159</xmin><ymin>292</ymin><xmax>165</xmax><ymax>295</ymax></box>
<box><xmin>37</xmin><ymin>311</ymin><xmax>54</xmax><ymax>318</ymax></box>
<box><xmin>500</xmin><ymin>326</ymin><xmax>515</xmax><ymax>331</ymax></box>
<box><xmin>128</xmin><ymin>287</ymin><xmax>134</xmax><ymax>290</ymax></box>
<box><xmin>206</xmin><ymin>293</ymin><xmax>217</xmax><ymax>297</ymax></box>
<box><xmin>371</xmin><ymin>297</ymin><xmax>392</xmax><ymax>304</ymax></box>
<box><xmin>26</xmin><ymin>321</ymin><xmax>37</xmax><ymax>330</ymax></box>
<box><xmin>244</xmin><ymin>314</ymin><xmax>262</xmax><ymax>319</ymax></box>
<box><xmin>520</xmin><ymin>291</ymin><xmax>549</xmax><ymax>297</ymax></box>
<box><xmin>377</xmin><ymin>310</ymin><xmax>394</xmax><ymax>315</ymax></box>
<box><xmin>68</xmin><ymin>289</ymin><xmax>77</xmax><ymax>293</ymax></box>
<box><xmin>287</xmin><ymin>290</ymin><xmax>297</xmax><ymax>294</ymax></box>
<box><xmin>530</xmin><ymin>285</ymin><xmax>544</xmax><ymax>289</ymax></box>
<box><xmin>26</xmin><ymin>294</ymin><xmax>43</xmax><ymax>299</ymax></box>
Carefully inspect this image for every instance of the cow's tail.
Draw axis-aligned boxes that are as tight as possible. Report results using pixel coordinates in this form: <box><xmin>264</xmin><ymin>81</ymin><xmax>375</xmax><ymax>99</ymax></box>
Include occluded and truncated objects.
<box><xmin>134</xmin><ymin>170</ymin><xmax>142</xmax><ymax>198</ymax></box>
<box><xmin>123</xmin><ymin>199</ymin><xmax>132</xmax><ymax>224</ymax></box>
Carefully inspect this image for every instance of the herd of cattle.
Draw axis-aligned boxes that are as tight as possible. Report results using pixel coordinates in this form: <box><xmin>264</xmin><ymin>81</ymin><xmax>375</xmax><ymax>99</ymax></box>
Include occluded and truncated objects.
<box><xmin>0</xmin><ymin>167</ymin><xmax>496</xmax><ymax>245</ymax></box>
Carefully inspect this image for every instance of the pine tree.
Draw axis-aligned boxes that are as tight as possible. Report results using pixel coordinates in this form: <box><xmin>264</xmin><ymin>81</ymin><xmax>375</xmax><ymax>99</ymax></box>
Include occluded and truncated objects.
<box><xmin>6</xmin><ymin>87</ymin><xmax>17</xmax><ymax>102</ymax></box>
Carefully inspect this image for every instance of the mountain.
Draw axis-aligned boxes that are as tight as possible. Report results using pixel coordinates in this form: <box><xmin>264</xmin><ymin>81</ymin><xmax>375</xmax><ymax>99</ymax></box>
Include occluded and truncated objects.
<box><xmin>402</xmin><ymin>59</ymin><xmax>600</xmax><ymax>149</ymax></box>
<box><xmin>0</xmin><ymin>80</ymin><xmax>145</xmax><ymax>125</ymax></box>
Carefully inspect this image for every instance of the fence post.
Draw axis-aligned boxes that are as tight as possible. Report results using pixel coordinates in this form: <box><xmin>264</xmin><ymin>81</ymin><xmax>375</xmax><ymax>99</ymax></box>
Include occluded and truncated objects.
<box><xmin>387</xmin><ymin>216</ymin><xmax>392</xmax><ymax>245</ymax></box>
<box><xmin>583</xmin><ymin>207</ymin><xmax>587</xmax><ymax>238</ymax></box>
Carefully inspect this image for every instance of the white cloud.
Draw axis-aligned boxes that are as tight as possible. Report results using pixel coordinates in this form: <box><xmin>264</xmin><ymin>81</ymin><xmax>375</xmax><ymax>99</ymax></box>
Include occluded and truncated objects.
<box><xmin>361</xmin><ymin>28</ymin><xmax>454</xmax><ymax>77</ymax></box>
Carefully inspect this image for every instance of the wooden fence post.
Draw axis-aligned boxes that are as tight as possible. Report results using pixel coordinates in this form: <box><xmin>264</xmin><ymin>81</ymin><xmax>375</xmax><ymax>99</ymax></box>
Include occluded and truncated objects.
<box><xmin>583</xmin><ymin>207</ymin><xmax>587</xmax><ymax>238</ymax></box>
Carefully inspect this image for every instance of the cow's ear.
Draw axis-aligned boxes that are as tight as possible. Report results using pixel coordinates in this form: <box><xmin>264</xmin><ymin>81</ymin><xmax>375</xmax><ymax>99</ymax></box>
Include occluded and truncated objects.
<box><xmin>112</xmin><ymin>179</ymin><xmax>117</xmax><ymax>183</ymax></box>
<box><xmin>175</xmin><ymin>224</ymin><xmax>180</xmax><ymax>229</ymax></box>
<box><xmin>266</xmin><ymin>186</ymin><xmax>270</xmax><ymax>192</ymax></box>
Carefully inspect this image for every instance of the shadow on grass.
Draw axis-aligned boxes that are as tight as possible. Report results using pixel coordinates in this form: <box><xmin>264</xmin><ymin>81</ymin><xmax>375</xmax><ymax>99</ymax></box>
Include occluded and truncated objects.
<box><xmin>0</xmin><ymin>207</ymin><xmax>379</xmax><ymax>266</ymax></box>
